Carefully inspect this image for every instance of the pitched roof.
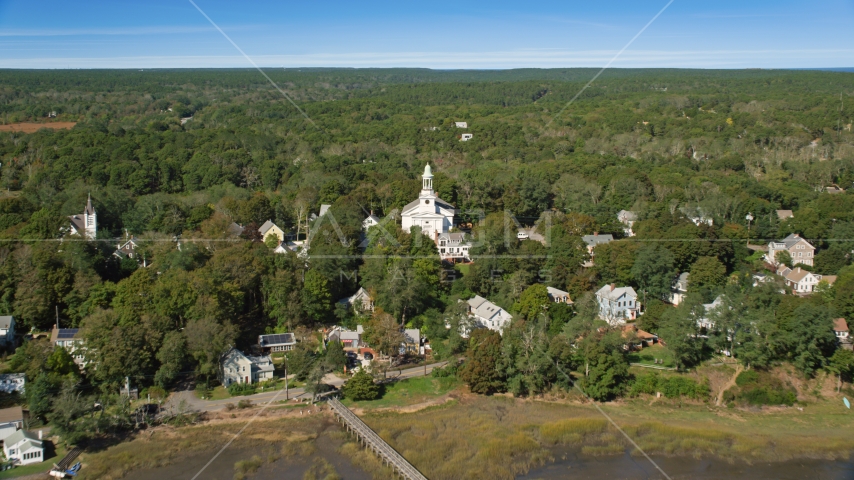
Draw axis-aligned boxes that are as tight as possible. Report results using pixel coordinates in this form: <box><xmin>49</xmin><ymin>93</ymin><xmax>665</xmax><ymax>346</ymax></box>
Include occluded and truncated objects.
<box><xmin>404</xmin><ymin>329</ymin><xmax>420</xmax><ymax>344</ymax></box>
<box><xmin>85</xmin><ymin>194</ymin><xmax>95</xmax><ymax>215</ymax></box>
<box><xmin>776</xmin><ymin>210</ymin><xmax>794</xmax><ymax>220</ymax></box>
<box><xmin>582</xmin><ymin>234</ymin><xmax>614</xmax><ymax>247</ymax></box>
<box><xmin>0</xmin><ymin>406</ymin><xmax>23</xmax><ymax>424</ymax></box>
<box><xmin>775</xmin><ymin>233</ymin><xmax>812</xmax><ymax>250</ymax></box>
<box><xmin>4</xmin><ymin>430</ymin><xmax>41</xmax><ymax>448</ymax></box>
<box><xmin>546</xmin><ymin>286</ymin><xmax>571</xmax><ymax>302</ymax></box>
<box><xmin>68</xmin><ymin>214</ymin><xmax>86</xmax><ymax>234</ymax></box>
<box><xmin>258</xmin><ymin>220</ymin><xmax>279</xmax><ymax>235</ymax></box>
<box><xmin>0</xmin><ymin>316</ymin><xmax>13</xmax><ymax>329</ymax></box>
<box><xmin>703</xmin><ymin>295</ymin><xmax>724</xmax><ymax>312</ymax></box>
<box><xmin>467</xmin><ymin>296</ymin><xmax>509</xmax><ymax>321</ymax></box>
<box><xmin>673</xmin><ymin>272</ymin><xmax>690</xmax><ymax>291</ymax></box>
<box><xmin>834</xmin><ymin>318</ymin><xmax>849</xmax><ymax>333</ymax></box>
<box><xmin>50</xmin><ymin>328</ymin><xmax>81</xmax><ymax>344</ymax></box>
<box><xmin>595</xmin><ymin>285</ymin><xmax>637</xmax><ymax>301</ymax></box>
<box><xmin>258</xmin><ymin>333</ymin><xmax>295</xmax><ymax>347</ymax></box>
<box><xmin>401</xmin><ymin>197</ymin><xmax>455</xmax><ymax>215</ymax></box>
<box><xmin>784</xmin><ymin>267</ymin><xmax>814</xmax><ymax>283</ymax></box>
<box><xmin>437</xmin><ymin>232</ymin><xmax>467</xmax><ymax>242</ymax></box>
<box><xmin>227</xmin><ymin>222</ymin><xmax>244</xmax><ymax>236</ymax></box>
<box><xmin>617</xmin><ymin>210</ymin><xmax>638</xmax><ymax>222</ymax></box>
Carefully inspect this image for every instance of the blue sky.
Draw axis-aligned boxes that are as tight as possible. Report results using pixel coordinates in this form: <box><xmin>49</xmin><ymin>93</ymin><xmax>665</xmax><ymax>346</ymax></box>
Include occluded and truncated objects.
<box><xmin>0</xmin><ymin>0</ymin><xmax>852</xmax><ymax>69</ymax></box>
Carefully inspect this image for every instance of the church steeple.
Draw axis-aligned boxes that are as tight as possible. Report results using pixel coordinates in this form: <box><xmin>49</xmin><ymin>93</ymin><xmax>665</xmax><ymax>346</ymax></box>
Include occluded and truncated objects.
<box><xmin>422</xmin><ymin>164</ymin><xmax>434</xmax><ymax>194</ymax></box>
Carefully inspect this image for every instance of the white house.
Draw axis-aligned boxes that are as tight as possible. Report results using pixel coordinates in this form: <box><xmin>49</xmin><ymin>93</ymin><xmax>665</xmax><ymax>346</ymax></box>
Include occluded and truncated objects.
<box><xmin>0</xmin><ymin>406</ymin><xmax>24</xmax><ymax>442</ymax></box>
<box><xmin>595</xmin><ymin>284</ymin><xmax>639</xmax><ymax>325</ymax></box>
<box><xmin>3</xmin><ymin>429</ymin><xmax>44</xmax><ymax>466</ymax></box>
<box><xmin>220</xmin><ymin>348</ymin><xmax>274</xmax><ymax>386</ymax></box>
<box><xmin>698</xmin><ymin>296</ymin><xmax>724</xmax><ymax>330</ymax></box>
<box><xmin>403</xmin><ymin>328</ymin><xmax>421</xmax><ymax>354</ymax></box>
<box><xmin>467</xmin><ymin>296</ymin><xmax>513</xmax><ymax>333</ymax></box>
<box><xmin>546</xmin><ymin>286</ymin><xmax>572</xmax><ymax>304</ymax></box>
<box><xmin>401</xmin><ymin>164</ymin><xmax>456</xmax><ymax>235</ymax></box>
<box><xmin>257</xmin><ymin>333</ymin><xmax>296</xmax><ymax>353</ymax></box>
<box><xmin>67</xmin><ymin>194</ymin><xmax>96</xmax><ymax>239</ymax></box>
<box><xmin>669</xmin><ymin>273</ymin><xmax>689</xmax><ymax>306</ymax></box>
<box><xmin>617</xmin><ymin>210</ymin><xmax>638</xmax><ymax>237</ymax></box>
<box><xmin>0</xmin><ymin>316</ymin><xmax>15</xmax><ymax>347</ymax></box>
<box><xmin>437</xmin><ymin>232</ymin><xmax>471</xmax><ymax>261</ymax></box>
<box><xmin>766</xmin><ymin>233</ymin><xmax>815</xmax><ymax>267</ymax></box>
<box><xmin>460</xmin><ymin>133</ymin><xmax>473</xmax><ymax>141</ymax></box>
<box><xmin>338</xmin><ymin>287</ymin><xmax>374</xmax><ymax>313</ymax></box>
<box><xmin>777</xmin><ymin>266</ymin><xmax>833</xmax><ymax>294</ymax></box>
<box><xmin>50</xmin><ymin>327</ymin><xmax>86</xmax><ymax>367</ymax></box>
<box><xmin>0</xmin><ymin>374</ymin><xmax>25</xmax><ymax>394</ymax></box>
<box><xmin>363</xmin><ymin>213</ymin><xmax>381</xmax><ymax>231</ymax></box>
<box><xmin>454</xmin><ymin>121</ymin><xmax>468</xmax><ymax>128</ymax></box>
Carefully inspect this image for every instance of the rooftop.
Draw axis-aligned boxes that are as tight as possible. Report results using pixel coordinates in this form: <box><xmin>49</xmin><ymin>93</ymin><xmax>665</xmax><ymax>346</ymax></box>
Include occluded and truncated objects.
<box><xmin>0</xmin><ymin>406</ymin><xmax>23</xmax><ymax>424</ymax></box>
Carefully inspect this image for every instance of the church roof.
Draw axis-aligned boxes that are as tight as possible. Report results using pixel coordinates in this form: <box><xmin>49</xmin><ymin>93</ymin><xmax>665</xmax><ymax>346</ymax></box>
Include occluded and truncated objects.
<box><xmin>85</xmin><ymin>194</ymin><xmax>95</xmax><ymax>215</ymax></box>
<box><xmin>401</xmin><ymin>197</ymin><xmax>455</xmax><ymax>215</ymax></box>
<box><xmin>68</xmin><ymin>215</ymin><xmax>86</xmax><ymax>234</ymax></box>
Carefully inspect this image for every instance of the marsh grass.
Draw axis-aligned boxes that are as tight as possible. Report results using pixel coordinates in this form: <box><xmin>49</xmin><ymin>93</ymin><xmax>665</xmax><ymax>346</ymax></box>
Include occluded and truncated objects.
<box><xmin>77</xmin><ymin>415</ymin><xmax>326</xmax><ymax>480</ymax></box>
<box><xmin>346</xmin><ymin>395</ymin><xmax>854</xmax><ymax>480</ymax></box>
<box><xmin>302</xmin><ymin>458</ymin><xmax>342</xmax><ymax>480</ymax></box>
<box><xmin>233</xmin><ymin>455</ymin><xmax>263</xmax><ymax>480</ymax></box>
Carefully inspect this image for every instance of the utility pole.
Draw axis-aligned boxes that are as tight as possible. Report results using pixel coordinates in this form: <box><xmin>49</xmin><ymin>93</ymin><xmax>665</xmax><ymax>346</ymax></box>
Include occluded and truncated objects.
<box><xmin>284</xmin><ymin>356</ymin><xmax>289</xmax><ymax>401</ymax></box>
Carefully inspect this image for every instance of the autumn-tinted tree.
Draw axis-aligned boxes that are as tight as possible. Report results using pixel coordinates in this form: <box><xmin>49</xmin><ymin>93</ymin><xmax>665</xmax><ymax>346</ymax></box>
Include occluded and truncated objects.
<box><xmin>459</xmin><ymin>329</ymin><xmax>505</xmax><ymax>394</ymax></box>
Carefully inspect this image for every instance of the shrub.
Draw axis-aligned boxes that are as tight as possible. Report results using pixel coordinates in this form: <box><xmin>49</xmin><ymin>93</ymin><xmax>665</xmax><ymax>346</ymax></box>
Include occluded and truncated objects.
<box><xmin>731</xmin><ymin>370</ymin><xmax>797</xmax><ymax>406</ymax></box>
<box><xmin>735</xmin><ymin>370</ymin><xmax>760</xmax><ymax>387</ymax></box>
<box><xmin>628</xmin><ymin>373</ymin><xmax>709</xmax><ymax>399</ymax></box>
<box><xmin>237</xmin><ymin>399</ymin><xmax>253</xmax><ymax>409</ymax></box>
<box><xmin>224</xmin><ymin>403</ymin><xmax>235</xmax><ymax>411</ymax></box>
<box><xmin>431</xmin><ymin>363</ymin><xmax>458</xmax><ymax>378</ymax></box>
<box><xmin>342</xmin><ymin>369</ymin><xmax>381</xmax><ymax>401</ymax></box>
<box><xmin>228</xmin><ymin>382</ymin><xmax>257</xmax><ymax>397</ymax></box>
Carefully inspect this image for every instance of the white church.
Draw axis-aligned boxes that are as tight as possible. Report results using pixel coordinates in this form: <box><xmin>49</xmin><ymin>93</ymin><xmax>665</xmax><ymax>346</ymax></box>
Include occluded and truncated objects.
<box><xmin>399</xmin><ymin>164</ymin><xmax>471</xmax><ymax>261</ymax></box>
<box><xmin>68</xmin><ymin>194</ymin><xmax>97</xmax><ymax>239</ymax></box>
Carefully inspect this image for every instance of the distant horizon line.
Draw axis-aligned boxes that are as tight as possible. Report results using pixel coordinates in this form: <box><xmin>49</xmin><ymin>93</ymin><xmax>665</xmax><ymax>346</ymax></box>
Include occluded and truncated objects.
<box><xmin>0</xmin><ymin>66</ymin><xmax>852</xmax><ymax>72</ymax></box>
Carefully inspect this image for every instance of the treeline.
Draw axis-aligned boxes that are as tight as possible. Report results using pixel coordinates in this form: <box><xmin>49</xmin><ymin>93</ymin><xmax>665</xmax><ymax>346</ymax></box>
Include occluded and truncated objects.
<box><xmin>0</xmin><ymin>68</ymin><xmax>853</xmax><ymax>398</ymax></box>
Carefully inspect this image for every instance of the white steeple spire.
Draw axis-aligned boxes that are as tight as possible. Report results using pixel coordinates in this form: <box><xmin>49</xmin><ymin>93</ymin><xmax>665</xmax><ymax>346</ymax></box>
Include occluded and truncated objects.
<box><xmin>422</xmin><ymin>164</ymin><xmax>433</xmax><ymax>193</ymax></box>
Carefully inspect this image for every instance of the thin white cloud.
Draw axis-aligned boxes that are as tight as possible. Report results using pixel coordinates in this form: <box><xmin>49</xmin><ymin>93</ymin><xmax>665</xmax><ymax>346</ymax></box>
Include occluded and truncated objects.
<box><xmin>0</xmin><ymin>24</ymin><xmax>257</xmax><ymax>37</ymax></box>
<box><xmin>1</xmin><ymin>48</ymin><xmax>852</xmax><ymax>69</ymax></box>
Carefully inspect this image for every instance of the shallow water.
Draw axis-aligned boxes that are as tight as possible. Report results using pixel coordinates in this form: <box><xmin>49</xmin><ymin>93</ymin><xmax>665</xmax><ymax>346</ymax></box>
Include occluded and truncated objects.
<box><xmin>518</xmin><ymin>448</ymin><xmax>854</xmax><ymax>480</ymax></box>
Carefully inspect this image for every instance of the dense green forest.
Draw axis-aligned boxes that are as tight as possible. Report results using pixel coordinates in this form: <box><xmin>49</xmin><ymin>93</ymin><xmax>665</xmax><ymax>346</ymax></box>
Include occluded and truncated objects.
<box><xmin>1</xmin><ymin>68</ymin><xmax>853</xmax><ymax>405</ymax></box>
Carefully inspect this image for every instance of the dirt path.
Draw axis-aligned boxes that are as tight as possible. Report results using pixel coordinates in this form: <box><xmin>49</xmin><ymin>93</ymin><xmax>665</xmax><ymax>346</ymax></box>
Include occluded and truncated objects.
<box><xmin>715</xmin><ymin>363</ymin><xmax>743</xmax><ymax>406</ymax></box>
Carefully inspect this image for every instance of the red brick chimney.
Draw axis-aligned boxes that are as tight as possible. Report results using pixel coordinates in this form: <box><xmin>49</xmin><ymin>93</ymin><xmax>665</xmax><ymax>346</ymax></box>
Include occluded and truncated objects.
<box><xmin>610</xmin><ymin>283</ymin><xmax>616</xmax><ymax>291</ymax></box>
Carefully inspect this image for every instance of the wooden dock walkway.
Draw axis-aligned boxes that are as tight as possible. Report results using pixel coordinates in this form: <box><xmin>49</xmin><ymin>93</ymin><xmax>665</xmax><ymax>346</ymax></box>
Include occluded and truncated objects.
<box><xmin>327</xmin><ymin>397</ymin><xmax>428</xmax><ymax>480</ymax></box>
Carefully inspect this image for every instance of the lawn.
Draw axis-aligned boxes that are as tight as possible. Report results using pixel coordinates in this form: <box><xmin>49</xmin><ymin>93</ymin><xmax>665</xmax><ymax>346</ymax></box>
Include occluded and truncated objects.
<box><xmin>0</xmin><ymin>442</ymin><xmax>66</xmax><ymax>479</ymax></box>
<box><xmin>194</xmin><ymin>378</ymin><xmax>304</xmax><ymax>401</ymax></box>
<box><xmin>342</xmin><ymin>376</ymin><xmax>460</xmax><ymax>409</ymax></box>
<box><xmin>627</xmin><ymin>344</ymin><xmax>676</xmax><ymax>368</ymax></box>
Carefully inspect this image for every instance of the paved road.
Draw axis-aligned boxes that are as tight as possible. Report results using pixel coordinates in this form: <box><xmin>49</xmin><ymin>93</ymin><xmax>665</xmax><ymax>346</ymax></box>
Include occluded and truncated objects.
<box><xmin>164</xmin><ymin>361</ymin><xmax>449</xmax><ymax>413</ymax></box>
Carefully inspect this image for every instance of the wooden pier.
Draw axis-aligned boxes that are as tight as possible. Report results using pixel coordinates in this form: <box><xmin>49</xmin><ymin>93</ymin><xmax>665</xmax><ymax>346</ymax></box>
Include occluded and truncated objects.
<box><xmin>327</xmin><ymin>397</ymin><xmax>428</xmax><ymax>480</ymax></box>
